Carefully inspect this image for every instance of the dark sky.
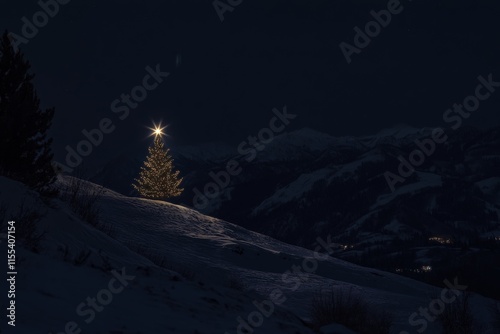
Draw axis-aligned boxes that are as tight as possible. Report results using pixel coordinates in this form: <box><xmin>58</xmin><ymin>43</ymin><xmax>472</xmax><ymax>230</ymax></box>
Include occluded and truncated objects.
<box><xmin>1</xmin><ymin>0</ymin><xmax>500</xmax><ymax>166</ymax></box>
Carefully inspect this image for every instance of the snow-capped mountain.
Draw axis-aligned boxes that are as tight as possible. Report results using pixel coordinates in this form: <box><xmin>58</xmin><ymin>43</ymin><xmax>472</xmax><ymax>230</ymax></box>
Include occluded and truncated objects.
<box><xmin>360</xmin><ymin>124</ymin><xmax>435</xmax><ymax>147</ymax></box>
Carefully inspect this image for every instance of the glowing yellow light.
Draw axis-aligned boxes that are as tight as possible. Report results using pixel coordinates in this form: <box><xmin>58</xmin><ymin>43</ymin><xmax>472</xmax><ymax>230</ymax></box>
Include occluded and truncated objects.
<box><xmin>148</xmin><ymin>121</ymin><xmax>167</xmax><ymax>138</ymax></box>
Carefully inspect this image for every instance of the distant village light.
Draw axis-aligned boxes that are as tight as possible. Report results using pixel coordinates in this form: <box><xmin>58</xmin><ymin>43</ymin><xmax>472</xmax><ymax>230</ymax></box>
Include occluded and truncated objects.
<box><xmin>428</xmin><ymin>236</ymin><xmax>452</xmax><ymax>245</ymax></box>
<box><xmin>421</xmin><ymin>265</ymin><xmax>432</xmax><ymax>272</ymax></box>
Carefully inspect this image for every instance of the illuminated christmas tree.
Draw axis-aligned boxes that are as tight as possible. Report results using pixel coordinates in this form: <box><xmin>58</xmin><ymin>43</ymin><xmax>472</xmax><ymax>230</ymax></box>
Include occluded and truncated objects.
<box><xmin>133</xmin><ymin>123</ymin><xmax>183</xmax><ymax>200</ymax></box>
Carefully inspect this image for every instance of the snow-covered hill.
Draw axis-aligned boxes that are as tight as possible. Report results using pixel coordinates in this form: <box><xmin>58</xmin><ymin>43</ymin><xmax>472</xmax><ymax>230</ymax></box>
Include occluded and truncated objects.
<box><xmin>1</xmin><ymin>176</ymin><xmax>497</xmax><ymax>333</ymax></box>
<box><xmin>87</xmin><ymin>124</ymin><xmax>500</xmax><ymax>305</ymax></box>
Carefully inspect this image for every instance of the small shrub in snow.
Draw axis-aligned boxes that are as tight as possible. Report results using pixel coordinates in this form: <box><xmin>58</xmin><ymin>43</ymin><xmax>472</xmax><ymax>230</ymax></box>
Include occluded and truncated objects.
<box><xmin>13</xmin><ymin>201</ymin><xmax>45</xmax><ymax>252</ymax></box>
<box><xmin>95</xmin><ymin>220</ymin><xmax>117</xmax><ymax>238</ymax></box>
<box><xmin>64</xmin><ymin>177</ymin><xmax>103</xmax><ymax>226</ymax></box>
<box><xmin>128</xmin><ymin>242</ymin><xmax>197</xmax><ymax>281</ymax></box>
<box><xmin>492</xmin><ymin>302</ymin><xmax>500</xmax><ymax>332</ymax></box>
<box><xmin>131</xmin><ymin>244</ymin><xmax>168</xmax><ymax>268</ymax></box>
<box><xmin>73</xmin><ymin>249</ymin><xmax>91</xmax><ymax>266</ymax></box>
<box><xmin>438</xmin><ymin>292</ymin><xmax>481</xmax><ymax>334</ymax></box>
<box><xmin>309</xmin><ymin>287</ymin><xmax>392</xmax><ymax>334</ymax></box>
<box><xmin>97</xmin><ymin>250</ymin><xmax>113</xmax><ymax>272</ymax></box>
<box><xmin>176</xmin><ymin>266</ymin><xmax>196</xmax><ymax>281</ymax></box>
<box><xmin>58</xmin><ymin>245</ymin><xmax>70</xmax><ymax>262</ymax></box>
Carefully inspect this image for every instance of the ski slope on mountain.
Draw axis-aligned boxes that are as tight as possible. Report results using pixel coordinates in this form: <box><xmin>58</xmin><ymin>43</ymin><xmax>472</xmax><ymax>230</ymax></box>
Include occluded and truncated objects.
<box><xmin>0</xmin><ymin>176</ymin><xmax>497</xmax><ymax>334</ymax></box>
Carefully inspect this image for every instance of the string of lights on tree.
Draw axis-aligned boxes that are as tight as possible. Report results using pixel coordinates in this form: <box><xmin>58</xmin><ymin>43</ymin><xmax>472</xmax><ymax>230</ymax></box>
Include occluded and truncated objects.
<box><xmin>132</xmin><ymin>122</ymin><xmax>183</xmax><ymax>200</ymax></box>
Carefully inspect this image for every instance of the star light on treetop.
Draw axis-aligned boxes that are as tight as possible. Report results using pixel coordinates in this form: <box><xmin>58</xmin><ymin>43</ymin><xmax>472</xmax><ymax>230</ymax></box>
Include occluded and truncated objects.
<box><xmin>148</xmin><ymin>122</ymin><xmax>168</xmax><ymax>138</ymax></box>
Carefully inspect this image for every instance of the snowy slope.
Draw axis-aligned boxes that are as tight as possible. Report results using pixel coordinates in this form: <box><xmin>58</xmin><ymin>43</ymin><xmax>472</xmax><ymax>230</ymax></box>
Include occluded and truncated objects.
<box><xmin>0</xmin><ymin>176</ymin><xmax>497</xmax><ymax>334</ymax></box>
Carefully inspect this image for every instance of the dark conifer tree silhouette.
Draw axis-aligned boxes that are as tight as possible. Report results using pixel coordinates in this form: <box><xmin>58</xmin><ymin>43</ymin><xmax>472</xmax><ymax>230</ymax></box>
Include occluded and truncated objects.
<box><xmin>0</xmin><ymin>31</ymin><xmax>56</xmax><ymax>192</ymax></box>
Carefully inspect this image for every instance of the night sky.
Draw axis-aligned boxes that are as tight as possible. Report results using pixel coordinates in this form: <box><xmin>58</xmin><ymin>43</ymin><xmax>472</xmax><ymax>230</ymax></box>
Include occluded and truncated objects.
<box><xmin>1</xmin><ymin>0</ymin><xmax>499</xmax><ymax>166</ymax></box>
